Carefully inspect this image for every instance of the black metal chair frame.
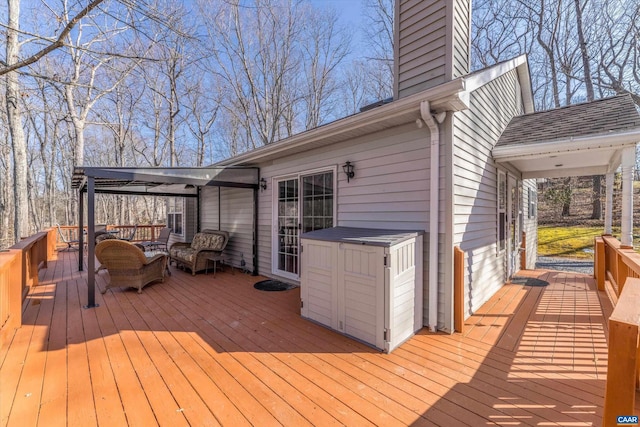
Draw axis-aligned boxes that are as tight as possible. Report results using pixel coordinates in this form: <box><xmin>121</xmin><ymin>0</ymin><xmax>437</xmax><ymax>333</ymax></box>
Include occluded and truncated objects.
<box><xmin>56</xmin><ymin>224</ymin><xmax>79</xmax><ymax>251</ymax></box>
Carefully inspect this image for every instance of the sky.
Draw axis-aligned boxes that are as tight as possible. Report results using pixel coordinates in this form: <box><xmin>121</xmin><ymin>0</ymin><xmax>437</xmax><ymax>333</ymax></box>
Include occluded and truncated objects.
<box><xmin>308</xmin><ymin>0</ymin><xmax>366</xmax><ymax>46</ymax></box>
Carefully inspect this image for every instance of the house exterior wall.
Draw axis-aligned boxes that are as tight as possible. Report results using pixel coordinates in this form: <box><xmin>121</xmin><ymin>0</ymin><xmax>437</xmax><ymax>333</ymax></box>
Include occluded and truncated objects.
<box><xmin>203</xmin><ymin>123</ymin><xmax>439</xmax><ymax>324</ymax></box>
<box><xmin>394</xmin><ymin>0</ymin><xmax>470</xmax><ymax>99</ymax></box>
<box><xmin>200</xmin><ymin>186</ymin><xmax>255</xmax><ymax>272</ymax></box>
<box><xmin>451</xmin><ymin>69</ymin><xmax>526</xmax><ymax>318</ymax></box>
<box><xmin>449</xmin><ymin>0</ymin><xmax>471</xmax><ymax>80</ymax></box>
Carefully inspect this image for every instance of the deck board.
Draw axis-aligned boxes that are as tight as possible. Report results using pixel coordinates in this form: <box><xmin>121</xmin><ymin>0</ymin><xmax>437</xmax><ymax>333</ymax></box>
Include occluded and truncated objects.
<box><xmin>0</xmin><ymin>252</ymin><xmax>626</xmax><ymax>426</ymax></box>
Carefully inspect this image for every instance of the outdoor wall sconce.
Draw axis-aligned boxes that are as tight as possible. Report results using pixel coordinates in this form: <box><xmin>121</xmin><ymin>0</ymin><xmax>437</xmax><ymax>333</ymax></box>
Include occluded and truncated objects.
<box><xmin>343</xmin><ymin>161</ymin><xmax>355</xmax><ymax>183</ymax></box>
<box><xmin>259</xmin><ymin>177</ymin><xmax>267</xmax><ymax>191</ymax></box>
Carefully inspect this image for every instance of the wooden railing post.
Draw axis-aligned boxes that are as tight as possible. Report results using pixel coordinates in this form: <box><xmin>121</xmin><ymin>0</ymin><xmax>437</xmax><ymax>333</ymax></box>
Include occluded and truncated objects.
<box><xmin>454</xmin><ymin>247</ymin><xmax>464</xmax><ymax>333</ymax></box>
<box><xmin>603</xmin><ymin>277</ymin><xmax>640</xmax><ymax>426</ymax></box>
<box><xmin>0</xmin><ymin>249</ymin><xmax>23</xmax><ymax>351</ymax></box>
<box><xmin>595</xmin><ymin>237</ymin><xmax>605</xmax><ymax>291</ymax></box>
<box><xmin>617</xmin><ymin>252</ymin><xmax>630</xmax><ymax>295</ymax></box>
<box><xmin>46</xmin><ymin>227</ymin><xmax>57</xmax><ymax>262</ymax></box>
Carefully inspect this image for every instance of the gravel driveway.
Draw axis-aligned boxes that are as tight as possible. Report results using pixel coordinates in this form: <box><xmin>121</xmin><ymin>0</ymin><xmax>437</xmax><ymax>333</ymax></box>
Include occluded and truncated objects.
<box><xmin>535</xmin><ymin>256</ymin><xmax>594</xmax><ymax>275</ymax></box>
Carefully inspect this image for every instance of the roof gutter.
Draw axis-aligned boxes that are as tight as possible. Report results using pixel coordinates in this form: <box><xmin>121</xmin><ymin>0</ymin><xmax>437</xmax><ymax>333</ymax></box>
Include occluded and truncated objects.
<box><xmin>492</xmin><ymin>128</ymin><xmax>640</xmax><ymax>162</ymax></box>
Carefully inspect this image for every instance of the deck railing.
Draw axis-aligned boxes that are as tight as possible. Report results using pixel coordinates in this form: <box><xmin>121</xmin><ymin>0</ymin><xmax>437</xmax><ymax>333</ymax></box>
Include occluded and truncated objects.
<box><xmin>56</xmin><ymin>224</ymin><xmax>166</xmax><ymax>247</ymax></box>
<box><xmin>594</xmin><ymin>235</ymin><xmax>640</xmax><ymax>296</ymax></box>
<box><xmin>595</xmin><ymin>235</ymin><xmax>640</xmax><ymax>425</ymax></box>
<box><xmin>0</xmin><ymin>228</ymin><xmax>57</xmax><ymax>351</ymax></box>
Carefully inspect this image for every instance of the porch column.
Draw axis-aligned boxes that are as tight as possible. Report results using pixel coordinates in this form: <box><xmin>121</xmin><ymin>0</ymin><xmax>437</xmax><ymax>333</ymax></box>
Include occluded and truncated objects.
<box><xmin>605</xmin><ymin>172</ymin><xmax>614</xmax><ymax>235</ymax></box>
<box><xmin>620</xmin><ymin>147</ymin><xmax>635</xmax><ymax>247</ymax></box>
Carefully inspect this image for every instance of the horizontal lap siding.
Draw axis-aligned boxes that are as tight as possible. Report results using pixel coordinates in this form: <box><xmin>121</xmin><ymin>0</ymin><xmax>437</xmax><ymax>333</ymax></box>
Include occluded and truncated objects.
<box><xmin>396</xmin><ymin>0</ymin><xmax>447</xmax><ymax>97</ymax></box>
<box><xmin>451</xmin><ymin>0</ymin><xmax>471</xmax><ymax>79</ymax></box>
<box><xmin>256</xmin><ymin>124</ymin><xmax>431</xmax><ymax>323</ymax></box>
<box><xmin>200</xmin><ymin>187</ymin><xmax>255</xmax><ymax>272</ymax></box>
<box><xmin>452</xmin><ymin>69</ymin><xmax>524</xmax><ymax>318</ymax></box>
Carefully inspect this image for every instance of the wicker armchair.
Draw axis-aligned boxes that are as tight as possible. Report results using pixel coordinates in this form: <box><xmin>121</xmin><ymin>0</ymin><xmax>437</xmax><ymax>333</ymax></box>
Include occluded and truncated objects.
<box><xmin>96</xmin><ymin>240</ymin><xmax>167</xmax><ymax>294</ymax></box>
<box><xmin>169</xmin><ymin>229</ymin><xmax>229</xmax><ymax>275</ymax></box>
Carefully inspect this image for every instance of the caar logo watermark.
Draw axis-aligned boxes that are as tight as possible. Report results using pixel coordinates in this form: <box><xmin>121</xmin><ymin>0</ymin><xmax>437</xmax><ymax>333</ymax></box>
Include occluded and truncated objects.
<box><xmin>618</xmin><ymin>415</ymin><xmax>639</xmax><ymax>425</ymax></box>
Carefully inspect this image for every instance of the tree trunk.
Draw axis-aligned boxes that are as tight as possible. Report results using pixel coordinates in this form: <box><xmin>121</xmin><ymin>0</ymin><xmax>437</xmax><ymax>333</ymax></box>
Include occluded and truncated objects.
<box><xmin>573</xmin><ymin>0</ymin><xmax>603</xmax><ymax>220</ymax></box>
<box><xmin>562</xmin><ymin>177</ymin><xmax>572</xmax><ymax>217</ymax></box>
<box><xmin>591</xmin><ymin>175</ymin><xmax>602</xmax><ymax>219</ymax></box>
<box><xmin>0</xmin><ymin>135</ymin><xmax>12</xmax><ymax>247</ymax></box>
<box><xmin>5</xmin><ymin>0</ymin><xmax>29</xmax><ymax>243</ymax></box>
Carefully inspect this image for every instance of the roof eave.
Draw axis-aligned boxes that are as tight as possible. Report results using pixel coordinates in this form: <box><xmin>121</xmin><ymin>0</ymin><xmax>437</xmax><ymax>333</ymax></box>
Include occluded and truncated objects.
<box><xmin>217</xmin><ymin>78</ymin><xmax>468</xmax><ymax>166</ymax></box>
<box><xmin>462</xmin><ymin>54</ymin><xmax>534</xmax><ymax>114</ymax></box>
<box><xmin>492</xmin><ymin>128</ymin><xmax>640</xmax><ymax>162</ymax></box>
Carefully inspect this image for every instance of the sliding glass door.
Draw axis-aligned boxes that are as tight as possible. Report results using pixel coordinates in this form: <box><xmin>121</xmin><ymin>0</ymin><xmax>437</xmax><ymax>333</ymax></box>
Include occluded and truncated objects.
<box><xmin>276</xmin><ymin>178</ymin><xmax>299</xmax><ymax>277</ymax></box>
<box><xmin>274</xmin><ymin>170</ymin><xmax>334</xmax><ymax>279</ymax></box>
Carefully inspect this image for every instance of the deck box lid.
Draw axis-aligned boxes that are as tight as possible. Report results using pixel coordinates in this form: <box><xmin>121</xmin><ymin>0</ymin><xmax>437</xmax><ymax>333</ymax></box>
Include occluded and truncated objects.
<box><xmin>300</xmin><ymin>226</ymin><xmax>422</xmax><ymax>247</ymax></box>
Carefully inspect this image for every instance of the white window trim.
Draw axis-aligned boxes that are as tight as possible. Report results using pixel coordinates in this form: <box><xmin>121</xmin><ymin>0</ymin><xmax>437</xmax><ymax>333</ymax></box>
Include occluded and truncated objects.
<box><xmin>497</xmin><ymin>169</ymin><xmax>507</xmax><ymax>256</ymax></box>
<box><xmin>270</xmin><ymin>165</ymin><xmax>338</xmax><ymax>280</ymax></box>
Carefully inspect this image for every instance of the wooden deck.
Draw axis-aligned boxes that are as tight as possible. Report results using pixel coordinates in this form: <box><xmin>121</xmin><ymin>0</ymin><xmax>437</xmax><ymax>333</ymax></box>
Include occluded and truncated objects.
<box><xmin>0</xmin><ymin>252</ymin><xmax>636</xmax><ymax>426</ymax></box>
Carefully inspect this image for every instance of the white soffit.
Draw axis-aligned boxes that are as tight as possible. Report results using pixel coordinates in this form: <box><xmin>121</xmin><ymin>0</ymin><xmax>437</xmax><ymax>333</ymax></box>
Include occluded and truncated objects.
<box><xmin>493</xmin><ymin>129</ymin><xmax>640</xmax><ymax>179</ymax></box>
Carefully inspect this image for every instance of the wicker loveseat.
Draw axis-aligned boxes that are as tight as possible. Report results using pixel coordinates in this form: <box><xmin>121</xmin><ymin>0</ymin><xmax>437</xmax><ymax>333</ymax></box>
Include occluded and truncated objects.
<box><xmin>169</xmin><ymin>229</ymin><xmax>229</xmax><ymax>275</ymax></box>
<box><xmin>96</xmin><ymin>240</ymin><xmax>167</xmax><ymax>294</ymax></box>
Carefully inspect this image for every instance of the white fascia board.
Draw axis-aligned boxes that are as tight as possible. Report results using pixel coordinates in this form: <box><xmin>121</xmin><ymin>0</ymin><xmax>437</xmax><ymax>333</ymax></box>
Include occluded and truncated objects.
<box><xmin>608</xmin><ymin>149</ymin><xmax>623</xmax><ymax>173</ymax></box>
<box><xmin>461</xmin><ymin>54</ymin><xmax>534</xmax><ymax>114</ymax></box>
<box><xmin>216</xmin><ymin>79</ymin><xmax>467</xmax><ymax>166</ymax></box>
<box><xmin>464</xmin><ymin>55</ymin><xmax>528</xmax><ymax>92</ymax></box>
<box><xmin>517</xmin><ymin>60</ymin><xmax>535</xmax><ymax>114</ymax></box>
<box><xmin>522</xmin><ymin>165</ymin><xmax>609</xmax><ymax>179</ymax></box>
<box><xmin>492</xmin><ymin>129</ymin><xmax>640</xmax><ymax>162</ymax></box>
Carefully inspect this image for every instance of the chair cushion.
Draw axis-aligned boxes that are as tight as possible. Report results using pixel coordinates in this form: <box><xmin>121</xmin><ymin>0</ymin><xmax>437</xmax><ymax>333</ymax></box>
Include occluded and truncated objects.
<box><xmin>96</xmin><ymin>233</ymin><xmax>118</xmax><ymax>244</ymax></box>
<box><xmin>191</xmin><ymin>233</ymin><xmax>225</xmax><ymax>251</ymax></box>
<box><xmin>171</xmin><ymin>247</ymin><xmax>195</xmax><ymax>264</ymax></box>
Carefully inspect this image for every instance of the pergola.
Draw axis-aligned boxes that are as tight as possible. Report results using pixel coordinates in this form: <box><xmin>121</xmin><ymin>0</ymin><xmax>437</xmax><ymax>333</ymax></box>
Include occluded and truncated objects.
<box><xmin>71</xmin><ymin>166</ymin><xmax>260</xmax><ymax>308</ymax></box>
<box><xmin>493</xmin><ymin>95</ymin><xmax>640</xmax><ymax>247</ymax></box>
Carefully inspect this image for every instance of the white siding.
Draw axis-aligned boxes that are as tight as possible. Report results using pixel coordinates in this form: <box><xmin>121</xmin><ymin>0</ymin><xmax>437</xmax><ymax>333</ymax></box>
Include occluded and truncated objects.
<box><xmin>395</xmin><ymin>0</ymin><xmax>447</xmax><ymax>98</ymax></box>
<box><xmin>251</xmin><ymin>124</ymin><xmax>432</xmax><ymax>324</ymax></box>
<box><xmin>451</xmin><ymin>0</ymin><xmax>471</xmax><ymax>79</ymax></box>
<box><xmin>200</xmin><ymin>186</ymin><xmax>255</xmax><ymax>272</ymax></box>
<box><xmin>394</xmin><ymin>0</ymin><xmax>471</xmax><ymax>98</ymax></box>
<box><xmin>452</xmin><ymin>69</ymin><xmax>525</xmax><ymax>318</ymax></box>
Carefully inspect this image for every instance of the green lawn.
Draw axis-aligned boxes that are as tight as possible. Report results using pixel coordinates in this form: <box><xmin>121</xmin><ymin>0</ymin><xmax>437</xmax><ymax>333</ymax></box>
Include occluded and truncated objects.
<box><xmin>537</xmin><ymin>226</ymin><xmax>601</xmax><ymax>259</ymax></box>
<box><xmin>537</xmin><ymin>225</ymin><xmax>640</xmax><ymax>258</ymax></box>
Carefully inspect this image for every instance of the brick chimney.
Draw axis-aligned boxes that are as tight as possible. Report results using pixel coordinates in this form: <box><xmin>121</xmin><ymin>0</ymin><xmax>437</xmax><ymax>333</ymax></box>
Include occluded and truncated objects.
<box><xmin>394</xmin><ymin>0</ymin><xmax>471</xmax><ymax>99</ymax></box>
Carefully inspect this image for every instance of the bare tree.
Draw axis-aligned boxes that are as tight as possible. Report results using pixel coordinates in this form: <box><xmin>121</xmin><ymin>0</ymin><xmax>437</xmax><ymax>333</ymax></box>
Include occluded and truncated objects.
<box><xmin>361</xmin><ymin>0</ymin><xmax>394</xmax><ymax>100</ymax></box>
<box><xmin>0</xmin><ymin>0</ymin><xmax>106</xmax><ymax>76</ymax></box>
<box><xmin>184</xmin><ymin>73</ymin><xmax>221</xmax><ymax>166</ymax></box>
<box><xmin>0</xmin><ymin>87</ymin><xmax>13</xmax><ymax>247</ymax></box>
<box><xmin>300</xmin><ymin>6</ymin><xmax>350</xmax><ymax>129</ymax></box>
<box><xmin>204</xmin><ymin>0</ymin><xmax>303</xmax><ymax>148</ymax></box>
<box><xmin>5</xmin><ymin>0</ymin><xmax>29</xmax><ymax>243</ymax></box>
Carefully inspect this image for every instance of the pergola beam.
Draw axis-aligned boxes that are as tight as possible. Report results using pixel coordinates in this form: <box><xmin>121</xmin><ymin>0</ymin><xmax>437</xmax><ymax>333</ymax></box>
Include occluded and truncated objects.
<box><xmin>73</xmin><ymin>165</ymin><xmax>260</xmax><ymax>309</ymax></box>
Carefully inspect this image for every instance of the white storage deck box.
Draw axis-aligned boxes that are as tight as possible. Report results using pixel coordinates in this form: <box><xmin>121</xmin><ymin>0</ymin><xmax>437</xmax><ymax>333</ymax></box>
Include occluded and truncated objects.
<box><xmin>300</xmin><ymin>227</ymin><xmax>423</xmax><ymax>353</ymax></box>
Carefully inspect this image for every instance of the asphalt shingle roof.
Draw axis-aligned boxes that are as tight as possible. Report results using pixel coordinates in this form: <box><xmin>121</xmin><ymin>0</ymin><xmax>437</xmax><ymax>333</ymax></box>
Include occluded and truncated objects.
<box><xmin>496</xmin><ymin>94</ymin><xmax>640</xmax><ymax>147</ymax></box>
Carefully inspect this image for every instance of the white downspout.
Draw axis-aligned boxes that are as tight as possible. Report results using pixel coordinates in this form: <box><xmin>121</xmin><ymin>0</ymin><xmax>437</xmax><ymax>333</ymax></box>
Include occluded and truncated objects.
<box><xmin>420</xmin><ymin>101</ymin><xmax>445</xmax><ymax>332</ymax></box>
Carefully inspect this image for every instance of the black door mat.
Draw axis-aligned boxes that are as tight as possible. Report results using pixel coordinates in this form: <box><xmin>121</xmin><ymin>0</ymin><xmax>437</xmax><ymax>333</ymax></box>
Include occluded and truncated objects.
<box><xmin>254</xmin><ymin>280</ymin><xmax>296</xmax><ymax>291</ymax></box>
<box><xmin>510</xmin><ymin>276</ymin><xmax>549</xmax><ymax>287</ymax></box>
